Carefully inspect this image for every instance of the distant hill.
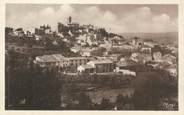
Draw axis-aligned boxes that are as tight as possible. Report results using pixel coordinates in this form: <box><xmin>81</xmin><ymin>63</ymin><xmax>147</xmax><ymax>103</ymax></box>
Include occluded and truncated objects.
<box><xmin>120</xmin><ymin>32</ymin><xmax>178</xmax><ymax>47</ymax></box>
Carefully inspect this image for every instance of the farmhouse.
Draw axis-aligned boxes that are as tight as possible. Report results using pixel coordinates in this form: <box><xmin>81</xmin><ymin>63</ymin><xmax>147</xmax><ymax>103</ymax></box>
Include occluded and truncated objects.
<box><xmin>87</xmin><ymin>60</ymin><xmax>115</xmax><ymax>73</ymax></box>
<box><xmin>77</xmin><ymin>64</ymin><xmax>95</xmax><ymax>73</ymax></box>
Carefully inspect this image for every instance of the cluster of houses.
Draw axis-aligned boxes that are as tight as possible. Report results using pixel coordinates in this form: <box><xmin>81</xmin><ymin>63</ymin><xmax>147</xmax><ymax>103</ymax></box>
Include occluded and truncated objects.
<box><xmin>34</xmin><ymin>54</ymin><xmax>115</xmax><ymax>73</ymax></box>
<box><xmin>6</xmin><ymin>16</ymin><xmax>178</xmax><ymax>78</ymax></box>
<box><xmin>33</xmin><ymin>32</ymin><xmax>177</xmax><ymax>78</ymax></box>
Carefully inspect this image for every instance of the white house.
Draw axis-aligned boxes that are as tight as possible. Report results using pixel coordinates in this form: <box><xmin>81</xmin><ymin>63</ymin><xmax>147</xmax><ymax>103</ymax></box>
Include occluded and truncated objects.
<box><xmin>131</xmin><ymin>53</ymin><xmax>152</xmax><ymax>64</ymax></box>
<box><xmin>34</xmin><ymin>54</ymin><xmax>66</xmax><ymax>67</ymax></box>
<box><xmin>77</xmin><ymin>64</ymin><xmax>95</xmax><ymax>73</ymax></box>
<box><xmin>80</xmin><ymin>48</ymin><xmax>96</xmax><ymax>57</ymax></box>
<box><xmin>141</xmin><ymin>46</ymin><xmax>152</xmax><ymax>54</ymax></box>
<box><xmin>143</xmin><ymin>41</ymin><xmax>157</xmax><ymax>48</ymax></box>
<box><xmin>35</xmin><ymin>35</ymin><xmax>41</xmax><ymax>41</ymax></box>
<box><xmin>81</xmin><ymin>51</ymin><xmax>91</xmax><ymax>57</ymax></box>
<box><xmin>153</xmin><ymin>51</ymin><xmax>162</xmax><ymax>62</ymax></box>
<box><xmin>115</xmin><ymin>68</ymin><xmax>136</xmax><ymax>77</ymax></box>
<box><xmin>87</xmin><ymin>60</ymin><xmax>115</xmax><ymax>73</ymax></box>
<box><xmin>162</xmin><ymin>54</ymin><xmax>176</xmax><ymax>65</ymax></box>
<box><xmin>70</xmin><ymin>46</ymin><xmax>81</xmax><ymax>53</ymax></box>
<box><xmin>166</xmin><ymin>68</ymin><xmax>177</xmax><ymax>77</ymax></box>
<box><xmin>14</xmin><ymin>28</ymin><xmax>24</xmax><ymax>37</ymax></box>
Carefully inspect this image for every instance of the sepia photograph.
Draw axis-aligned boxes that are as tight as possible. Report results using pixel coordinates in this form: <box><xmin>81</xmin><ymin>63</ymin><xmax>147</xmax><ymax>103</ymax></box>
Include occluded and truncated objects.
<box><xmin>5</xmin><ymin>4</ymin><xmax>178</xmax><ymax>110</ymax></box>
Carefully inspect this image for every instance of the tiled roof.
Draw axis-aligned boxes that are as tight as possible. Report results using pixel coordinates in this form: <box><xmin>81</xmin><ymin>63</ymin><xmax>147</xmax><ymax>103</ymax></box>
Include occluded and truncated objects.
<box><xmin>89</xmin><ymin>60</ymin><xmax>113</xmax><ymax>64</ymax></box>
<box><xmin>36</xmin><ymin>54</ymin><xmax>90</xmax><ymax>63</ymax></box>
<box><xmin>68</xmin><ymin>57</ymin><xmax>88</xmax><ymax>60</ymax></box>
<box><xmin>162</xmin><ymin>54</ymin><xmax>176</xmax><ymax>59</ymax></box>
<box><xmin>52</xmin><ymin>54</ymin><xmax>65</xmax><ymax>61</ymax></box>
<box><xmin>37</xmin><ymin>54</ymin><xmax>64</xmax><ymax>62</ymax></box>
<box><xmin>80</xmin><ymin>64</ymin><xmax>94</xmax><ymax>69</ymax></box>
<box><xmin>117</xmin><ymin>59</ymin><xmax>137</xmax><ymax>67</ymax></box>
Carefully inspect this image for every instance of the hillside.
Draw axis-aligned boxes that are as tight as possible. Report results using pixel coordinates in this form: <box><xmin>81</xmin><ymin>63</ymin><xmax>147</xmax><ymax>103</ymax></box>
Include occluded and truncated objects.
<box><xmin>120</xmin><ymin>32</ymin><xmax>178</xmax><ymax>47</ymax></box>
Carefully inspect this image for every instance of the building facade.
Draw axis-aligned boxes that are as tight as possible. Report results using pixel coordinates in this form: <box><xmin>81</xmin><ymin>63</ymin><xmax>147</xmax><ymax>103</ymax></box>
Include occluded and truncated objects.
<box><xmin>77</xmin><ymin>64</ymin><xmax>95</xmax><ymax>73</ymax></box>
<box><xmin>34</xmin><ymin>54</ymin><xmax>90</xmax><ymax>68</ymax></box>
<box><xmin>87</xmin><ymin>60</ymin><xmax>115</xmax><ymax>73</ymax></box>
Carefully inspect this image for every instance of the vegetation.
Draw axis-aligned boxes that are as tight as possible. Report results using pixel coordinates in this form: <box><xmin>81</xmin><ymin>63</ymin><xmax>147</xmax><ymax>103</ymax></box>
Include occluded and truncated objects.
<box><xmin>132</xmin><ymin>70</ymin><xmax>178</xmax><ymax>110</ymax></box>
<box><xmin>5</xmin><ymin>51</ymin><xmax>62</xmax><ymax>110</ymax></box>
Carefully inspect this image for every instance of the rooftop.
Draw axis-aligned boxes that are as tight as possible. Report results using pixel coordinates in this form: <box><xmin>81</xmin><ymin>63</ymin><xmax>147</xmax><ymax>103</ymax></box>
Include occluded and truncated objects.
<box><xmin>68</xmin><ymin>57</ymin><xmax>88</xmax><ymax>60</ymax></box>
<box><xmin>89</xmin><ymin>59</ymin><xmax>113</xmax><ymax>64</ymax></box>
<box><xmin>117</xmin><ymin>59</ymin><xmax>137</xmax><ymax>67</ymax></box>
<box><xmin>162</xmin><ymin>54</ymin><xmax>176</xmax><ymax>59</ymax></box>
<box><xmin>80</xmin><ymin>64</ymin><xmax>94</xmax><ymax>69</ymax></box>
<box><xmin>37</xmin><ymin>54</ymin><xmax>64</xmax><ymax>62</ymax></box>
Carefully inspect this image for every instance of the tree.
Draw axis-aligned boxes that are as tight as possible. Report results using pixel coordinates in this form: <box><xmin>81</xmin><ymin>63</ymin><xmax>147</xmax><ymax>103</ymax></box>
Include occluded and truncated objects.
<box><xmin>100</xmin><ymin>98</ymin><xmax>112</xmax><ymax>110</ymax></box>
<box><xmin>116</xmin><ymin>94</ymin><xmax>124</xmax><ymax>109</ymax></box>
<box><xmin>6</xmin><ymin>51</ymin><xmax>62</xmax><ymax>110</ymax></box>
<box><xmin>77</xmin><ymin>93</ymin><xmax>92</xmax><ymax>110</ymax></box>
<box><xmin>132</xmin><ymin>70</ymin><xmax>177</xmax><ymax>110</ymax></box>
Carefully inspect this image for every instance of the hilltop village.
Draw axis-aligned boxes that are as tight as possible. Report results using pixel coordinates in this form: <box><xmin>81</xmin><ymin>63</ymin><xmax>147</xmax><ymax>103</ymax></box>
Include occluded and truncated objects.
<box><xmin>5</xmin><ymin>16</ymin><xmax>178</xmax><ymax>110</ymax></box>
<box><xmin>6</xmin><ymin>16</ymin><xmax>177</xmax><ymax>77</ymax></box>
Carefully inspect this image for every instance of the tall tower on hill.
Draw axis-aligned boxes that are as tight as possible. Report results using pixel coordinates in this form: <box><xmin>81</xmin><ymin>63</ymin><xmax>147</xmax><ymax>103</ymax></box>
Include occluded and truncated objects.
<box><xmin>68</xmin><ymin>16</ymin><xmax>72</xmax><ymax>24</ymax></box>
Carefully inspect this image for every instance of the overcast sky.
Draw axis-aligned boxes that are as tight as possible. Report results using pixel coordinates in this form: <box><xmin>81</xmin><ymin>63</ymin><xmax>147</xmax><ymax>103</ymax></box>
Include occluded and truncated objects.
<box><xmin>6</xmin><ymin>4</ymin><xmax>178</xmax><ymax>33</ymax></box>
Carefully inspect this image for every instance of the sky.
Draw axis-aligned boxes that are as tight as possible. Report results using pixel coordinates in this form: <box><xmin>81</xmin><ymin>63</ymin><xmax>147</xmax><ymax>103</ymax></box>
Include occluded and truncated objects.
<box><xmin>6</xmin><ymin>4</ymin><xmax>178</xmax><ymax>33</ymax></box>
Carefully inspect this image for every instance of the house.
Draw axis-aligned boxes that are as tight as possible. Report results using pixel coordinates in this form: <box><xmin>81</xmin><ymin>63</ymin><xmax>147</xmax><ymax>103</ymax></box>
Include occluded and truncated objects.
<box><xmin>141</xmin><ymin>45</ymin><xmax>152</xmax><ymax>54</ymax></box>
<box><xmin>162</xmin><ymin>54</ymin><xmax>177</xmax><ymax>65</ymax></box>
<box><xmin>131</xmin><ymin>53</ymin><xmax>152</xmax><ymax>64</ymax></box>
<box><xmin>44</xmin><ymin>27</ymin><xmax>51</xmax><ymax>34</ymax></box>
<box><xmin>153</xmin><ymin>51</ymin><xmax>162</xmax><ymax>62</ymax></box>
<box><xmin>81</xmin><ymin>50</ymin><xmax>91</xmax><ymax>57</ymax></box>
<box><xmin>107</xmin><ymin>54</ymin><xmax>120</xmax><ymax>62</ymax></box>
<box><xmin>146</xmin><ymin>61</ymin><xmax>160</xmax><ymax>69</ymax></box>
<box><xmin>77</xmin><ymin>64</ymin><xmax>95</xmax><ymax>73</ymax></box>
<box><xmin>34</xmin><ymin>54</ymin><xmax>65</xmax><ymax>67</ymax></box>
<box><xmin>34</xmin><ymin>54</ymin><xmax>90</xmax><ymax>68</ymax></box>
<box><xmin>58</xmin><ymin>33</ymin><xmax>64</xmax><ymax>38</ymax></box>
<box><xmin>35</xmin><ymin>35</ymin><xmax>41</xmax><ymax>41</ymax></box>
<box><xmin>76</xmin><ymin>34</ymin><xmax>87</xmax><ymax>45</ymax></box>
<box><xmin>76</xmin><ymin>34</ymin><xmax>86</xmax><ymax>41</ymax></box>
<box><xmin>99</xmin><ymin>42</ymin><xmax>111</xmax><ymax>49</ymax></box>
<box><xmin>68</xmin><ymin>57</ymin><xmax>90</xmax><ymax>67</ymax></box>
<box><xmin>86</xmin><ymin>34</ymin><xmax>98</xmax><ymax>46</ymax></box>
<box><xmin>70</xmin><ymin>46</ymin><xmax>81</xmax><ymax>53</ymax></box>
<box><xmin>57</xmin><ymin>22</ymin><xmax>67</xmax><ymax>34</ymax></box>
<box><xmin>115</xmin><ymin>69</ymin><xmax>136</xmax><ymax>77</ymax></box>
<box><xmin>26</xmin><ymin>31</ymin><xmax>31</xmax><ymax>36</ymax></box>
<box><xmin>80</xmin><ymin>48</ymin><xmax>97</xmax><ymax>57</ymax></box>
<box><xmin>95</xmin><ymin>54</ymin><xmax>120</xmax><ymax>62</ymax></box>
<box><xmin>115</xmin><ymin>58</ymin><xmax>136</xmax><ymax>76</ymax></box>
<box><xmin>35</xmin><ymin>25</ymin><xmax>51</xmax><ymax>35</ymax></box>
<box><xmin>117</xmin><ymin>58</ymin><xmax>137</xmax><ymax>69</ymax></box>
<box><xmin>82</xmin><ymin>24</ymin><xmax>94</xmax><ymax>33</ymax></box>
<box><xmin>87</xmin><ymin>60</ymin><xmax>115</xmax><ymax>73</ymax></box>
<box><xmin>52</xmin><ymin>40</ymin><xmax>58</xmax><ymax>45</ymax></box>
<box><xmin>143</xmin><ymin>41</ymin><xmax>157</xmax><ymax>48</ymax></box>
<box><xmin>165</xmin><ymin>68</ymin><xmax>177</xmax><ymax>77</ymax></box>
<box><xmin>14</xmin><ymin>28</ymin><xmax>24</xmax><ymax>37</ymax></box>
<box><xmin>76</xmin><ymin>33</ymin><xmax>98</xmax><ymax>47</ymax></box>
<box><xmin>68</xmin><ymin>30</ymin><xmax>73</xmax><ymax>36</ymax></box>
